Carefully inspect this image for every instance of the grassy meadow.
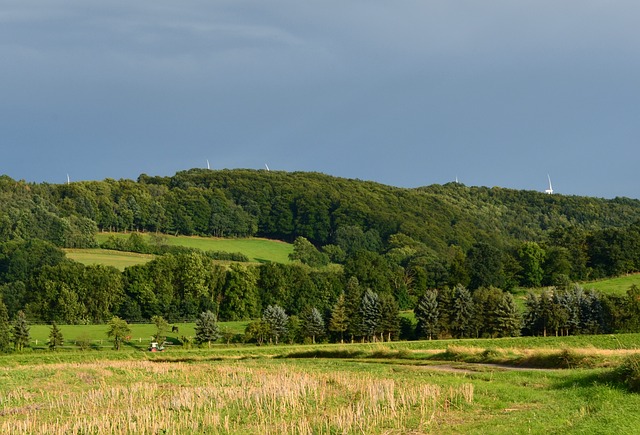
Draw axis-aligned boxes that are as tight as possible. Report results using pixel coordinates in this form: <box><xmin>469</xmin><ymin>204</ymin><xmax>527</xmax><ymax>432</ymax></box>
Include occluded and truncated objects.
<box><xmin>3</xmin><ymin>335</ymin><xmax>640</xmax><ymax>434</ymax></box>
<box><xmin>96</xmin><ymin>232</ymin><xmax>293</xmax><ymax>263</ymax></box>
<box><xmin>580</xmin><ymin>273</ymin><xmax>640</xmax><ymax>295</ymax></box>
<box><xmin>63</xmin><ymin>249</ymin><xmax>155</xmax><ymax>271</ymax></box>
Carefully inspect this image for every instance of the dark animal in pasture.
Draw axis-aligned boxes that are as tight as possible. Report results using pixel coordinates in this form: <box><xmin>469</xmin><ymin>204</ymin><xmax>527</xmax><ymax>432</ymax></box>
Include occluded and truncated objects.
<box><xmin>171</xmin><ymin>325</ymin><xmax>179</xmax><ymax>333</ymax></box>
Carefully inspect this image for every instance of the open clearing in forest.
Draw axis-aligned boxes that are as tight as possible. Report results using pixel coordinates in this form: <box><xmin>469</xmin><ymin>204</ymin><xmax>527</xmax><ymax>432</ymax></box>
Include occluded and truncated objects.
<box><xmin>95</xmin><ymin>232</ymin><xmax>293</xmax><ymax>263</ymax></box>
<box><xmin>66</xmin><ymin>234</ymin><xmax>294</xmax><ymax>269</ymax></box>
<box><xmin>63</xmin><ymin>249</ymin><xmax>155</xmax><ymax>271</ymax></box>
<box><xmin>3</xmin><ymin>335</ymin><xmax>640</xmax><ymax>434</ymax></box>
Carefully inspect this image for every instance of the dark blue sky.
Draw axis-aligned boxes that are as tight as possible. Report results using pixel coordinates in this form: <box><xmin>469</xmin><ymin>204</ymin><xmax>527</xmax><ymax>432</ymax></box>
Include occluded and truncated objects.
<box><xmin>2</xmin><ymin>1</ymin><xmax>639</xmax><ymax>198</ymax></box>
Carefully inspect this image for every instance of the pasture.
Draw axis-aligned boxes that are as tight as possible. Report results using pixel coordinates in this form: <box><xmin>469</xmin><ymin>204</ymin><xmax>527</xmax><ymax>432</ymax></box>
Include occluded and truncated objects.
<box><xmin>95</xmin><ymin>232</ymin><xmax>294</xmax><ymax>264</ymax></box>
<box><xmin>3</xmin><ymin>335</ymin><xmax>640</xmax><ymax>434</ymax></box>
<box><xmin>63</xmin><ymin>249</ymin><xmax>155</xmax><ymax>271</ymax></box>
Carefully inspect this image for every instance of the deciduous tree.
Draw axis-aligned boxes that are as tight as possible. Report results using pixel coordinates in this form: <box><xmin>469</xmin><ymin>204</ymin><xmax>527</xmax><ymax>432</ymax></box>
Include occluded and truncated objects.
<box><xmin>107</xmin><ymin>316</ymin><xmax>131</xmax><ymax>350</ymax></box>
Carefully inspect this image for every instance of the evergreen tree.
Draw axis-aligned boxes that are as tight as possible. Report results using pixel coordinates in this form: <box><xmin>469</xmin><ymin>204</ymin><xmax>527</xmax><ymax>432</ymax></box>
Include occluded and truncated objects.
<box><xmin>359</xmin><ymin>289</ymin><xmax>381</xmax><ymax>342</ymax></box>
<box><xmin>580</xmin><ymin>289</ymin><xmax>604</xmax><ymax>334</ymax></box>
<box><xmin>107</xmin><ymin>316</ymin><xmax>131</xmax><ymax>350</ymax></box>
<box><xmin>262</xmin><ymin>304</ymin><xmax>288</xmax><ymax>344</ymax></box>
<box><xmin>12</xmin><ymin>310</ymin><xmax>30</xmax><ymax>352</ymax></box>
<box><xmin>328</xmin><ymin>293</ymin><xmax>348</xmax><ymax>343</ymax></box>
<box><xmin>344</xmin><ymin>277</ymin><xmax>364</xmax><ymax>341</ymax></box>
<box><xmin>472</xmin><ymin>287</ymin><xmax>503</xmax><ymax>338</ymax></box>
<box><xmin>435</xmin><ymin>286</ymin><xmax>454</xmax><ymax>337</ymax></box>
<box><xmin>0</xmin><ymin>299</ymin><xmax>10</xmax><ymax>352</ymax></box>
<box><xmin>415</xmin><ymin>289</ymin><xmax>439</xmax><ymax>340</ymax></box>
<box><xmin>48</xmin><ymin>322</ymin><xmax>64</xmax><ymax>351</ymax></box>
<box><xmin>195</xmin><ymin>310</ymin><xmax>221</xmax><ymax>347</ymax></box>
<box><xmin>451</xmin><ymin>285</ymin><xmax>474</xmax><ymax>338</ymax></box>
<box><xmin>378</xmin><ymin>293</ymin><xmax>400</xmax><ymax>342</ymax></box>
<box><xmin>494</xmin><ymin>293</ymin><xmax>521</xmax><ymax>337</ymax></box>
<box><xmin>302</xmin><ymin>307</ymin><xmax>325</xmax><ymax>343</ymax></box>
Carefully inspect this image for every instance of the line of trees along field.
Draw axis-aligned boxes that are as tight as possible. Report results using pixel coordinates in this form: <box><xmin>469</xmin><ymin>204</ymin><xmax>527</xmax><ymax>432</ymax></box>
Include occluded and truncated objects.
<box><xmin>3</xmin><ymin>169</ymin><xmax>640</xmax><ymax>344</ymax></box>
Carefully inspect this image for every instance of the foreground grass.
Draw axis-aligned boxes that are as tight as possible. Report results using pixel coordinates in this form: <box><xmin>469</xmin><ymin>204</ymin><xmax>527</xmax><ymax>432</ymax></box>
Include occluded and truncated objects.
<box><xmin>2</xmin><ymin>342</ymin><xmax>640</xmax><ymax>434</ymax></box>
<box><xmin>95</xmin><ymin>232</ymin><xmax>293</xmax><ymax>264</ymax></box>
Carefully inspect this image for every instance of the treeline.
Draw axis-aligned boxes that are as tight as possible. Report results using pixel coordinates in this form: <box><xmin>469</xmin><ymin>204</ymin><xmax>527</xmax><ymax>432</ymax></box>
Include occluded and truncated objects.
<box><xmin>3</xmin><ymin>238</ymin><xmax>640</xmax><ymax>343</ymax></box>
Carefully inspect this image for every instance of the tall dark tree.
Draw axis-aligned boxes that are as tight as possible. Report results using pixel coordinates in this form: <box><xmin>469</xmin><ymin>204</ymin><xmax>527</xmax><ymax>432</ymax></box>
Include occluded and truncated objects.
<box><xmin>415</xmin><ymin>289</ymin><xmax>439</xmax><ymax>340</ymax></box>
<box><xmin>466</xmin><ymin>242</ymin><xmax>505</xmax><ymax>290</ymax></box>
<box><xmin>518</xmin><ymin>241</ymin><xmax>546</xmax><ymax>287</ymax></box>
<box><xmin>494</xmin><ymin>293</ymin><xmax>521</xmax><ymax>337</ymax></box>
<box><xmin>220</xmin><ymin>264</ymin><xmax>260</xmax><ymax>321</ymax></box>
<box><xmin>451</xmin><ymin>285</ymin><xmax>475</xmax><ymax>338</ymax></box>
<box><xmin>472</xmin><ymin>287</ymin><xmax>503</xmax><ymax>338</ymax></box>
<box><xmin>378</xmin><ymin>293</ymin><xmax>400</xmax><ymax>342</ymax></box>
<box><xmin>359</xmin><ymin>289</ymin><xmax>381</xmax><ymax>342</ymax></box>
<box><xmin>344</xmin><ymin>277</ymin><xmax>364</xmax><ymax>341</ymax></box>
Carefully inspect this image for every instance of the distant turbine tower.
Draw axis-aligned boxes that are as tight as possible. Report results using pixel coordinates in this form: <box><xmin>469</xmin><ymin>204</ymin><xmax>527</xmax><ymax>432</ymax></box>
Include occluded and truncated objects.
<box><xmin>545</xmin><ymin>175</ymin><xmax>553</xmax><ymax>194</ymax></box>
<box><xmin>265</xmin><ymin>164</ymin><xmax>270</xmax><ymax>171</ymax></box>
<box><xmin>206</xmin><ymin>159</ymin><xmax>210</xmax><ymax>170</ymax></box>
<box><xmin>67</xmin><ymin>174</ymin><xmax>70</xmax><ymax>185</ymax></box>
<box><xmin>455</xmin><ymin>175</ymin><xmax>459</xmax><ymax>184</ymax></box>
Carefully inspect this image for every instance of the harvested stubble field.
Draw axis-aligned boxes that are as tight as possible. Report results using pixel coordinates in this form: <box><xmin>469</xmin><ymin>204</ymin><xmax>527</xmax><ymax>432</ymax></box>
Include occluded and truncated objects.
<box><xmin>3</xmin><ymin>339</ymin><xmax>640</xmax><ymax>434</ymax></box>
<box><xmin>0</xmin><ymin>357</ymin><xmax>473</xmax><ymax>434</ymax></box>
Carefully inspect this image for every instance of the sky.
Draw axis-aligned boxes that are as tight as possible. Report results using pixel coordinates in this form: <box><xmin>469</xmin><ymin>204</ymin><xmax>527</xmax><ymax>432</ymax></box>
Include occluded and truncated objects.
<box><xmin>2</xmin><ymin>1</ymin><xmax>639</xmax><ymax>198</ymax></box>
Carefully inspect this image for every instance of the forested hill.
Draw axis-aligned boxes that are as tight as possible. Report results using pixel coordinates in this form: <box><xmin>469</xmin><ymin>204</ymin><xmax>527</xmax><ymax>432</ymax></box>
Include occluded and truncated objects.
<box><xmin>2</xmin><ymin>169</ymin><xmax>640</xmax><ymax>257</ymax></box>
<box><xmin>4</xmin><ymin>169</ymin><xmax>640</xmax><ymax>325</ymax></box>
<box><xmin>138</xmin><ymin>169</ymin><xmax>640</xmax><ymax>251</ymax></box>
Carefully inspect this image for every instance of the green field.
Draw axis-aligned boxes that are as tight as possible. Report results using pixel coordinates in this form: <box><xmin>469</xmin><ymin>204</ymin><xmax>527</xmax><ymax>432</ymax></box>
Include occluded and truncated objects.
<box><xmin>580</xmin><ymin>273</ymin><xmax>640</xmax><ymax>295</ymax></box>
<box><xmin>27</xmin><ymin>321</ymin><xmax>250</xmax><ymax>350</ymax></box>
<box><xmin>64</xmin><ymin>249</ymin><xmax>155</xmax><ymax>271</ymax></box>
<box><xmin>96</xmin><ymin>232</ymin><xmax>293</xmax><ymax>263</ymax></box>
<box><xmin>3</xmin><ymin>335</ymin><xmax>640</xmax><ymax>433</ymax></box>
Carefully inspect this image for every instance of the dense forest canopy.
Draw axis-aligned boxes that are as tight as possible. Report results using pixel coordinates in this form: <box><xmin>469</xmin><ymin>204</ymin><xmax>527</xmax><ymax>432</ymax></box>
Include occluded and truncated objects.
<box><xmin>2</xmin><ymin>169</ymin><xmax>640</xmax><ymax>338</ymax></box>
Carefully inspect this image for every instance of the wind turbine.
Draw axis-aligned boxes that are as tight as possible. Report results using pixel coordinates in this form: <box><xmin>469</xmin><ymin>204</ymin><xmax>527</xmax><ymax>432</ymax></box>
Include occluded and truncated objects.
<box><xmin>265</xmin><ymin>164</ymin><xmax>270</xmax><ymax>172</ymax></box>
<box><xmin>67</xmin><ymin>174</ymin><xmax>70</xmax><ymax>185</ymax></box>
<box><xmin>206</xmin><ymin>159</ymin><xmax>210</xmax><ymax>170</ymax></box>
<box><xmin>545</xmin><ymin>174</ymin><xmax>553</xmax><ymax>194</ymax></box>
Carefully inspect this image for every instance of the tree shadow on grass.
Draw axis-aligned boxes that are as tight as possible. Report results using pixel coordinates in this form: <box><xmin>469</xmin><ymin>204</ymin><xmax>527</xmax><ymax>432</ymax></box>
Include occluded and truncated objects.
<box><xmin>549</xmin><ymin>369</ymin><xmax>630</xmax><ymax>393</ymax></box>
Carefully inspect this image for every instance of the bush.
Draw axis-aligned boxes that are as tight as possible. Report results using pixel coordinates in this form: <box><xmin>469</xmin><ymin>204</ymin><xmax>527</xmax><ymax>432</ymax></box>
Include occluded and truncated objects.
<box><xmin>615</xmin><ymin>355</ymin><xmax>640</xmax><ymax>392</ymax></box>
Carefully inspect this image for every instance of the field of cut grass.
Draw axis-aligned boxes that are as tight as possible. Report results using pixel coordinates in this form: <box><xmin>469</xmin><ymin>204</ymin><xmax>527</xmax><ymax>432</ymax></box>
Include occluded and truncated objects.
<box><xmin>96</xmin><ymin>232</ymin><xmax>293</xmax><ymax>263</ymax></box>
<box><xmin>63</xmin><ymin>249</ymin><xmax>155</xmax><ymax>271</ymax></box>
<box><xmin>3</xmin><ymin>335</ymin><xmax>640</xmax><ymax>433</ymax></box>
